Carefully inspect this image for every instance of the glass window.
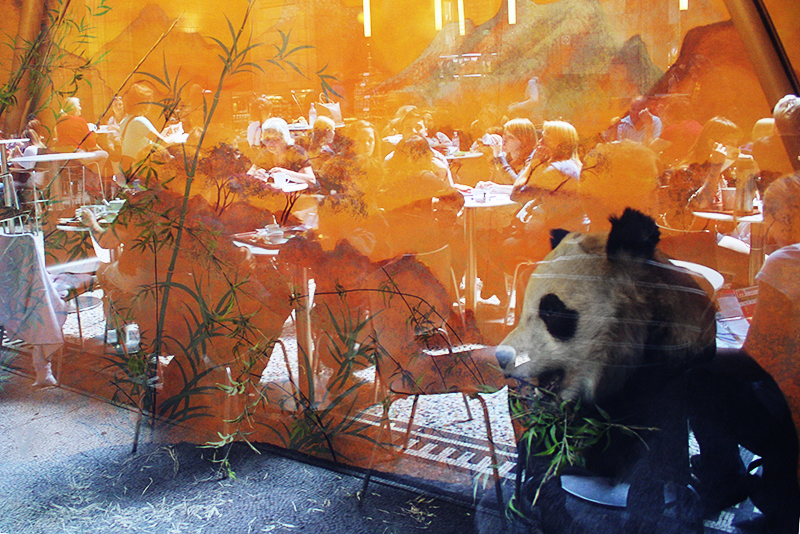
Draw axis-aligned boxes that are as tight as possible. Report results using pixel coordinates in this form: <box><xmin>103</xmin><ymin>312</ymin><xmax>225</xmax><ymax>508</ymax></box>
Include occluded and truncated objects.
<box><xmin>1</xmin><ymin>0</ymin><xmax>798</xmax><ymax>529</ymax></box>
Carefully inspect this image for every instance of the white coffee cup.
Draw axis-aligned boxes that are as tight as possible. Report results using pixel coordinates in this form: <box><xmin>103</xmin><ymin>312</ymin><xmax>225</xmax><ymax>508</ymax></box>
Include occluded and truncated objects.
<box><xmin>272</xmin><ymin>172</ymin><xmax>288</xmax><ymax>188</ymax></box>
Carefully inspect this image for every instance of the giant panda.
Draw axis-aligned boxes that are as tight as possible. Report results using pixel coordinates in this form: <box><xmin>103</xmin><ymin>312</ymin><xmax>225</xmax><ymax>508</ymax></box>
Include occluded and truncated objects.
<box><xmin>493</xmin><ymin>208</ymin><xmax>800</xmax><ymax>534</ymax></box>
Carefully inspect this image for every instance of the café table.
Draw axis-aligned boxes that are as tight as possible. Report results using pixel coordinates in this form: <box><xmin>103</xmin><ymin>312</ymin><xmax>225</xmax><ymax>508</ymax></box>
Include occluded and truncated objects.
<box><xmin>55</xmin><ymin>200</ymin><xmax>126</xmax><ymax>264</ymax></box>
<box><xmin>11</xmin><ymin>150</ymin><xmax>106</xmax><ymax>207</ymax></box>
<box><xmin>444</xmin><ymin>151</ymin><xmax>482</xmax><ymax>162</ymax></box>
<box><xmin>0</xmin><ymin>231</ymin><xmax>67</xmax><ymax>365</ymax></box>
<box><xmin>261</xmin><ymin>179</ymin><xmax>309</xmax><ymax>226</ymax></box>
<box><xmin>230</xmin><ymin>228</ymin><xmax>313</xmax><ymax>394</ymax></box>
<box><xmin>462</xmin><ymin>190</ymin><xmax>518</xmax><ymax>311</ymax></box>
<box><xmin>693</xmin><ymin>210</ymin><xmax>764</xmax><ymax>285</ymax></box>
<box><xmin>669</xmin><ymin>259</ymin><xmax>725</xmax><ymax>293</ymax></box>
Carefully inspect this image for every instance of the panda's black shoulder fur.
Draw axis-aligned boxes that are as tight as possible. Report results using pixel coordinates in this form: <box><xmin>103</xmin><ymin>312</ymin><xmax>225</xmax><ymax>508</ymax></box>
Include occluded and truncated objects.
<box><xmin>549</xmin><ymin>228</ymin><xmax>571</xmax><ymax>250</ymax></box>
<box><xmin>606</xmin><ymin>208</ymin><xmax>660</xmax><ymax>260</ymax></box>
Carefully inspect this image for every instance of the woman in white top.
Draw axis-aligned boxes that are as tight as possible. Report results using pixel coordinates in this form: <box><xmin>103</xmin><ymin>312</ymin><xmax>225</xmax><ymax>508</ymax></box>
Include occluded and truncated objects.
<box><xmin>258</xmin><ymin>117</ymin><xmax>316</xmax><ymax>186</ymax></box>
<box><xmin>744</xmin><ymin>173</ymin><xmax>800</xmax><ymax>484</ymax></box>
<box><xmin>119</xmin><ymin>82</ymin><xmax>171</xmax><ymax>172</ymax></box>
<box><xmin>508</xmin><ymin>120</ymin><xmax>584</xmax><ymax>235</ymax></box>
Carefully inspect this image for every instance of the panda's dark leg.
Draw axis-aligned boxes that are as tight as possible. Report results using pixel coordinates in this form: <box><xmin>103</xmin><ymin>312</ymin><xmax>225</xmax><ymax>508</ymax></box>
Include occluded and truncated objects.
<box><xmin>687</xmin><ymin>363</ymin><xmax>749</xmax><ymax>512</ymax></box>
<box><xmin>688</xmin><ymin>348</ymin><xmax>800</xmax><ymax>530</ymax></box>
<box><xmin>623</xmin><ymin>373</ymin><xmax>702</xmax><ymax>533</ymax></box>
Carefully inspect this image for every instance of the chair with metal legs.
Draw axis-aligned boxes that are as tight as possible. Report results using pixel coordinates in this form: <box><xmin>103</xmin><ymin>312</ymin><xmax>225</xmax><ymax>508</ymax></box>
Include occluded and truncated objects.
<box><xmin>359</xmin><ymin>253</ymin><xmax>507</xmax><ymax>508</ymax></box>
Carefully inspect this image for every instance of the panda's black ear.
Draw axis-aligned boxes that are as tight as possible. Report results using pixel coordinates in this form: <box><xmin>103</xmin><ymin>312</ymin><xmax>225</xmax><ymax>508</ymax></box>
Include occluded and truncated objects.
<box><xmin>606</xmin><ymin>208</ymin><xmax>660</xmax><ymax>260</ymax></box>
<box><xmin>550</xmin><ymin>228</ymin><xmax>571</xmax><ymax>250</ymax></box>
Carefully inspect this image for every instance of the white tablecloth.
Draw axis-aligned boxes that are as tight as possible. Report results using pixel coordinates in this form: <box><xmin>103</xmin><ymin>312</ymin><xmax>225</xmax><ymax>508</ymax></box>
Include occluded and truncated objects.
<box><xmin>0</xmin><ymin>233</ymin><xmax>67</xmax><ymax>359</ymax></box>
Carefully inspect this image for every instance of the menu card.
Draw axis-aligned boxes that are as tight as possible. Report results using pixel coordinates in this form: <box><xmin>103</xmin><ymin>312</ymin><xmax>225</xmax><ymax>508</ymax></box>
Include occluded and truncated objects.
<box><xmin>715</xmin><ymin>286</ymin><xmax>758</xmax><ymax>347</ymax></box>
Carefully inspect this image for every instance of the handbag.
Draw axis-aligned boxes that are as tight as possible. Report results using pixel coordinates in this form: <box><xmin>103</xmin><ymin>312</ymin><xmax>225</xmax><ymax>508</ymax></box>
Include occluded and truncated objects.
<box><xmin>317</xmin><ymin>93</ymin><xmax>343</xmax><ymax>126</ymax></box>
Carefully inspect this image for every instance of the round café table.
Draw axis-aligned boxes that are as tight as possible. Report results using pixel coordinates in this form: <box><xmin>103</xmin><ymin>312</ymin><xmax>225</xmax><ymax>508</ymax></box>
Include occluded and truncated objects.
<box><xmin>258</xmin><ymin>179</ymin><xmax>309</xmax><ymax>226</ymax></box>
<box><xmin>669</xmin><ymin>259</ymin><xmax>725</xmax><ymax>293</ymax></box>
<box><xmin>693</xmin><ymin>210</ymin><xmax>764</xmax><ymax>285</ymax></box>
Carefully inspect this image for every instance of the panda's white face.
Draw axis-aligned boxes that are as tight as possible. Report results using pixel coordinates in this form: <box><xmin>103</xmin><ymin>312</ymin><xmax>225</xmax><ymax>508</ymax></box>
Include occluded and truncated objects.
<box><xmin>497</xmin><ymin>229</ymin><xmax>716</xmax><ymax>404</ymax></box>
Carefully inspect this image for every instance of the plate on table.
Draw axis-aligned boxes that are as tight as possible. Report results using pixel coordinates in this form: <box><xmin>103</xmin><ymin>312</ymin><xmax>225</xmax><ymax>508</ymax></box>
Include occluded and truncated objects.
<box><xmin>233</xmin><ymin>231</ymin><xmax>289</xmax><ymax>248</ymax></box>
<box><xmin>280</xmin><ymin>182</ymin><xmax>309</xmax><ymax>193</ymax></box>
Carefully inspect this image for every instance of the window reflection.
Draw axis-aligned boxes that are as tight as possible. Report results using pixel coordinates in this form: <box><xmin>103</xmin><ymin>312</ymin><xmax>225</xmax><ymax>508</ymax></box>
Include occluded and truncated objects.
<box><xmin>1</xmin><ymin>0</ymin><xmax>799</xmax><ymax>529</ymax></box>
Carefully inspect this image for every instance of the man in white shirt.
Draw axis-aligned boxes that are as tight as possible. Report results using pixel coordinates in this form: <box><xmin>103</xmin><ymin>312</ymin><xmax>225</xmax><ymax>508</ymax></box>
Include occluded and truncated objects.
<box><xmin>617</xmin><ymin>96</ymin><xmax>662</xmax><ymax>145</ymax></box>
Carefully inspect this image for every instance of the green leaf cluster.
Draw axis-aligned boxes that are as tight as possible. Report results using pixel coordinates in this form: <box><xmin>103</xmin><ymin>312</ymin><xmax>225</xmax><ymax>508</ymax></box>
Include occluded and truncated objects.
<box><xmin>509</xmin><ymin>386</ymin><xmax>656</xmax><ymax>510</ymax></box>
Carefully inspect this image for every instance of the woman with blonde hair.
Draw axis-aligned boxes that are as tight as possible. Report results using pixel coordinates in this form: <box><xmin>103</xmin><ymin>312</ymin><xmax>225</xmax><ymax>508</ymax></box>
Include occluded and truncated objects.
<box><xmin>479</xmin><ymin>118</ymin><xmax>538</xmax><ymax>186</ymax></box>
<box><xmin>479</xmin><ymin>120</ymin><xmax>584</xmax><ymax>302</ymax></box>
<box><xmin>512</xmin><ymin>120</ymin><xmax>582</xmax><ymax>200</ymax></box>
<box><xmin>307</xmin><ymin>115</ymin><xmax>336</xmax><ymax>164</ymax></box>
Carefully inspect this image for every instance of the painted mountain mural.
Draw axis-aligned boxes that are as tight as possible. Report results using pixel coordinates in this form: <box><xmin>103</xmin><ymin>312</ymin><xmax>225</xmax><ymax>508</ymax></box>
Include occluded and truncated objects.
<box><xmin>372</xmin><ymin>0</ymin><xmax>770</xmax><ymax>136</ymax></box>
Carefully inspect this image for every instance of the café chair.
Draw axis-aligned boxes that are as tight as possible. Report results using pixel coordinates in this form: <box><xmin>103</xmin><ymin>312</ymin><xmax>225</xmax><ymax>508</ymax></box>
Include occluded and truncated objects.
<box><xmin>360</xmin><ymin>254</ymin><xmax>506</xmax><ymax>507</ymax></box>
<box><xmin>46</xmin><ymin>232</ymin><xmax>106</xmax><ymax>348</ymax></box>
<box><xmin>14</xmin><ymin>169</ymin><xmax>49</xmax><ymax>231</ymax></box>
<box><xmin>55</xmin><ymin>158</ymin><xmax>105</xmax><ymax>207</ymax></box>
<box><xmin>504</xmin><ymin>260</ymin><xmax>540</xmax><ymax>330</ymax></box>
<box><xmin>48</xmin><ymin>267</ymin><xmax>99</xmax><ymax>349</ymax></box>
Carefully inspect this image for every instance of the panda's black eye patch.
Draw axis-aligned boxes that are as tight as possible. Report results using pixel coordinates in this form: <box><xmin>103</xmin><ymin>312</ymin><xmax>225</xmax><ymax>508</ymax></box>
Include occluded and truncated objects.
<box><xmin>538</xmin><ymin>293</ymin><xmax>579</xmax><ymax>341</ymax></box>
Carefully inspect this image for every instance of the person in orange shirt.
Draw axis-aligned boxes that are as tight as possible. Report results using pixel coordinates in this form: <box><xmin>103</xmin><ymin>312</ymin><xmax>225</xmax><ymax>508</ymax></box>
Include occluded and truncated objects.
<box><xmin>55</xmin><ymin>97</ymin><xmax>109</xmax><ymax>197</ymax></box>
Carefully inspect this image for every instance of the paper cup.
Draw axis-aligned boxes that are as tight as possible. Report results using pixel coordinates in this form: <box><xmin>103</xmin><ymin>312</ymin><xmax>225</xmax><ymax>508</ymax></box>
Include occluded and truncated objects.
<box><xmin>721</xmin><ymin>187</ymin><xmax>736</xmax><ymax>211</ymax></box>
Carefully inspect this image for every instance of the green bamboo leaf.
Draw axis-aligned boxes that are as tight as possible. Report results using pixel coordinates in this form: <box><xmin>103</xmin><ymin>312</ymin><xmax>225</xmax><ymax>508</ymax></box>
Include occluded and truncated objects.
<box><xmin>285</xmin><ymin>44</ymin><xmax>314</xmax><ymax>57</ymax></box>
<box><xmin>208</xmin><ymin>36</ymin><xmax>231</xmax><ymax>57</ymax></box>
<box><xmin>224</xmin><ymin>15</ymin><xmax>236</xmax><ymax>42</ymax></box>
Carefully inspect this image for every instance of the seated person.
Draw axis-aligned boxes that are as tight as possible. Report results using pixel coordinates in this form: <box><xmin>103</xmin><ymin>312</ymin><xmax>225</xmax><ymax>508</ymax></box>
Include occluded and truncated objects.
<box><xmin>656</xmin><ymin>95</ymin><xmax>702</xmax><ymax>168</ymax></box>
<box><xmin>580</xmin><ymin>139</ymin><xmax>660</xmax><ymax>232</ymax></box>
<box><xmin>743</xmin><ymin>173</ymin><xmax>800</xmax><ymax>484</ymax></box>
<box><xmin>617</xmin><ymin>96</ymin><xmax>663</xmax><ymax>145</ymax></box>
<box><xmin>374</xmin><ymin>135</ymin><xmax>461</xmax><ymax>259</ymax></box>
<box><xmin>380</xmin><ymin>135</ymin><xmax>453</xmax><ymax>210</ymax></box>
<box><xmin>661</xmin><ymin>116</ymin><xmax>742</xmax><ymax>219</ymax></box>
<box><xmin>246</xmin><ymin>95</ymin><xmax>273</xmax><ymax>148</ymax></box>
<box><xmin>119</xmin><ymin>82</ymin><xmax>174</xmax><ymax>172</ymax></box>
<box><xmin>54</xmin><ymin>97</ymin><xmax>109</xmax><ymax>196</ymax></box>
<box><xmin>384</xmin><ymin>107</ymin><xmax>453</xmax><ymax>184</ymax></box>
<box><xmin>754</xmin><ymin>94</ymin><xmax>800</xmax><ymax>192</ymax></box>
<box><xmin>380</xmin><ymin>104</ymin><xmax>420</xmax><ymax>146</ymax></box>
<box><xmin>11</xmin><ymin>119</ymin><xmax>50</xmax><ymax>210</ymax></box>
<box><xmin>685</xmin><ymin>174</ymin><xmax>800</xmax><ymax>528</ymax></box>
<box><xmin>253</xmin><ymin>117</ymin><xmax>316</xmax><ymax>187</ymax></box>
<box><xmin>481</xmin><ymin>118</ymin><xmax>538</xmax><ymax>185</ymax></box>
<box><xmin>773</xmin><ymin>94</ymin><xmax>800</xmax><ymax>172</ymax></box>
<box><xmin>498</xmin><ymin>121</ymin><xmax>585</xmax><ymax>297</ymax></box>
<box><xmin>306</xmin><ymin>115</ymin><xmax>336</xmax><ymax>165</ymax></box>
<box><xmin>79</xmin><ymin>176</ymin><xmax>292</xmax><ymax>380</ymax></box>
<box><xmin>314</xmin><ymin>121</ymin><xmax>385</xmax><ymax>257</ymax></box>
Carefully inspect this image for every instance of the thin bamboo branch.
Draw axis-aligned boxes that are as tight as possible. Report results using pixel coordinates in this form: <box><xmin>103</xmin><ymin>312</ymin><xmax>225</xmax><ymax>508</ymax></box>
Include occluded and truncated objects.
<box><xmin>95</xmin><ymin>14</ymin><xmax>182</xmax><ymax>125</ymax></box>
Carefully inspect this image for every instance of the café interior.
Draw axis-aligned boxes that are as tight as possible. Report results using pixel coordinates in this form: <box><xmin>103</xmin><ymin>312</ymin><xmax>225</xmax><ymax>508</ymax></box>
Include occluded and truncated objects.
<box><xmin>1</xmin><ymin>0</ymin><xmax>799</xmax><ymax>531</ymax></box>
